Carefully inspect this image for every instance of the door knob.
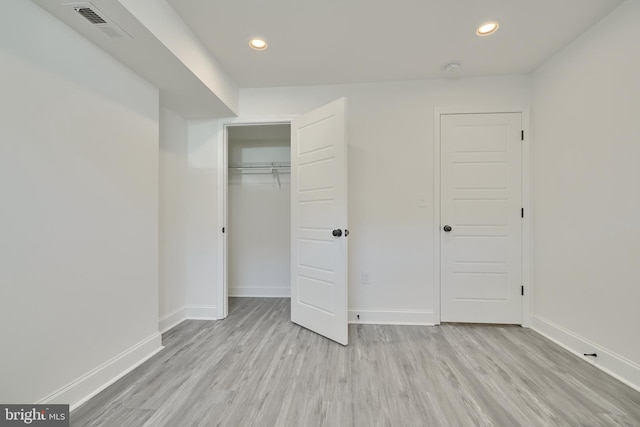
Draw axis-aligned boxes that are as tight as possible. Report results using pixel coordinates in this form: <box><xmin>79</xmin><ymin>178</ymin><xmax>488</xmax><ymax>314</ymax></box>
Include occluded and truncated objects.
<box><xmin>332</xmin><ymin>229</ymin><xmax>343</xmax><ymax>237</ymax></box>
<box><xmin>443</xmin><ymin>225</ymin><xmax>452</xmax><ymax>232</ymax></box>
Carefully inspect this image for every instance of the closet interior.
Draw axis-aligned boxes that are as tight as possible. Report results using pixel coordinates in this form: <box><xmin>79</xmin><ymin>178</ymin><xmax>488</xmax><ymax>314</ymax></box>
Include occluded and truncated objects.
<box><xmin>227</xmin><ymin>124</ymin><xmax>292</xmax><ymax>305</ymax></box>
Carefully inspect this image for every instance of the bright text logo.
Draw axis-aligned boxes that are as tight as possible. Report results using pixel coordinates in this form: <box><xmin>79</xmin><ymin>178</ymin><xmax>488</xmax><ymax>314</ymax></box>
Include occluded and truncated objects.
<box><xmin>0</xmin><ymin>405</ymin><xmax>69</xmax><ymax>427</ymax></box>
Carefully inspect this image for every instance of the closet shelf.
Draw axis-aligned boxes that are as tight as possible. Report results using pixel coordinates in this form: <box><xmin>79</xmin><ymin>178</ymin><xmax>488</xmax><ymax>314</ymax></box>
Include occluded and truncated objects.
<box><xmin>229</xmin><ymin>162</ymin><xmax>291</xmax><ymax>174</ymax></box>
<box><xmin>229</xmin><ymin>162</ymin><xmax>290</xmax><ymax>170</ymax></box>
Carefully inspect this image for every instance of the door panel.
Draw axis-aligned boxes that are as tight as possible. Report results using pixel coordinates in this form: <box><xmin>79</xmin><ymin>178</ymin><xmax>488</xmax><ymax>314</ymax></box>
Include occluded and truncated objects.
<box><xmin>298</xmin><ymin>159</ymin><xmax>335</xmax><ymax>191</ymax></box>
<box><xmin>453</xmin><ymin>236</ymin><xmax>508</xmax><ymax>263</ymax></box>
<box><xmin>291</xmin><ymin>98</ymin><xmax>348</xmax><ymax>345</ymax></box>
<box><xmin>453</xmin><ymin>163</ymin><xmax>508</xmax><ymax>188</ymax></box>
<box><xmin>298</xmin><ymin>239</ymin><xmax>334</xmax><ymax>271</ymax></box>
<box><xmin>441</xmin><ymin>113</ymin><xmax>522</xmax><ymax>324</ymax></box>
<box><xmin>454</xmin><ymin>199</ymin><xmax>508</xmax><ymax>225</ymax></box>
<box><xmin>298</xmin><ymin>276</ymin><xmax>334</xmax><ymax>313</ymax></box>
<box><xmin>298</xmin><ymin>200</ymin><xmax>333</xmax><ymax>228</ymax></box>
<box><xmin>453</xmin><ymin>273</ymin><xmax>508</xmax><ymax>300</ymax></box>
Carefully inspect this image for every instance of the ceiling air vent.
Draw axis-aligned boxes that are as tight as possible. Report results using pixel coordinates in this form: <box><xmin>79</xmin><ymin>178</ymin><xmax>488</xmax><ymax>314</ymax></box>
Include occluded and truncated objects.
<box><xmin>75</xmin><ymin>7</ymin><xmax>107</xmax><ymax>24</ymax></box>
<box><xmin>67</xmin><ymin>3</ymin><xmax>132</xmax><ymax>40</ymax></box>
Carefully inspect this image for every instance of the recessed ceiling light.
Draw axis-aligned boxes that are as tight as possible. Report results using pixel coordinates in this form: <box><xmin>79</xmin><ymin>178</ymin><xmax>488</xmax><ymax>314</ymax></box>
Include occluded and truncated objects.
<box><xmin>249</xmin><ymin>39</ymin><xmax>268</xmax><ymax>50</ymax></box>
<box><xmin>476</xmin><ymin>21</ymin><xmax>499</xmax><ymax>36</ymax></box>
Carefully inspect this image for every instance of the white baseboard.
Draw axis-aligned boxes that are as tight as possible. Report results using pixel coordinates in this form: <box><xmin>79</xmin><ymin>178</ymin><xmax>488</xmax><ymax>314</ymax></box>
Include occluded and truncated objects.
<box><xmin>160</xmin><ymin>305</ymin><xmax>218</xmax><ymax>332</ymax></box>
<box><xmin>39</xmin><ymin>332</ymin><xmax>163</xmax><ymax>411</ymax></box>
<box><xmin>348</xmin><ymin>309</ymin><xmax>436</xmax><ymax>325</ymax></box>
<box><xmin>159</xmin><ymin>306</ymin><xmax>187</xmax><ymax>333</ymax></box>
<box><xmin>532</xmin><ymin>315</ymin><xmax>640</xmax><ymax>393</ymax></box>
<box><xmin>229</xmin><ymin>286</ymin><xmax>290</xmax><ymax>298</ymax></box>
<box><xmin>185</xmin><ymin>304</ymin><xmax>217</xmax><ymax>319</ymax></box>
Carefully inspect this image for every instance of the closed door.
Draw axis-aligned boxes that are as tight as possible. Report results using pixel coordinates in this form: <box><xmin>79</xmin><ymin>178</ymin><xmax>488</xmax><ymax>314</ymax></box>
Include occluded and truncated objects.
<box><xmin>291</xmin><ymin>98</ymin><xmax>348</xmax><ymax>345</ymax></box>
<box><xmin>440</xmin><ymin>113</ymin><xmax>522</xmax><ymax>324</ymax></box>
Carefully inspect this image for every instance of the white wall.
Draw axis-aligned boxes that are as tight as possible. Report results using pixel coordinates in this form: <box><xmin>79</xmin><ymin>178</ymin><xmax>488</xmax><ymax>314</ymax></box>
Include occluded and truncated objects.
<box><xmin>228</xmin><ymin>137</ymin><xmax>291</xmax><ymax>297</ymax></box>
<box><xmin>159</xmin><ymin>107</ymin><xmax>188</xmax><ymax>331</ymax></box>
<box><xmin>186</xmin><ymin>76</ymin><xmax>532</xmax><ymax>323</ymax></box>
<box><xmin>185</xmin><ymin>120</ymin><xmax>221</xmax><ymax>318</ymax></box>
<box><xmin>0</xmin><ymin>1</ymin><xmax>161</xmax><ymax>407</ymax></box>
<box><xmin>532</xmin><ymin>0</ymin><xmax>640</xmax><ymax>389</ymax></box>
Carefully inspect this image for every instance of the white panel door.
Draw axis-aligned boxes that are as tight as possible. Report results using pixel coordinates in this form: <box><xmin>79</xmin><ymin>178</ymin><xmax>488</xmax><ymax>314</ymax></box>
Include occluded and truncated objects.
<box><xmin>291</xmin><ymin>98</ymin><xmax>348</xmax><ymax>345</ymax></box>
<box><xmin>441</xmin><ymin>113</ymin><xmax>522</xmax><ymax>324</ymax></box>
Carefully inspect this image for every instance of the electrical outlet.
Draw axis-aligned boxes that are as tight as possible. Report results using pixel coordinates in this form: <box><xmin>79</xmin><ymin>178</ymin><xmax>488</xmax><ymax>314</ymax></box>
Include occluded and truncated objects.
<box><xmin>361</xmin><ymin>271</ymin><xmax>371</xmax><ymax>285</ymax></box>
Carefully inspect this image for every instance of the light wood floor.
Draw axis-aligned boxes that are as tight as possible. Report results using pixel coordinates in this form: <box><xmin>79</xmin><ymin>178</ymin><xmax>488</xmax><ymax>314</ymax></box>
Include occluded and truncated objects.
<box><xmin>71</xmin><ymin>298</ymin><xmax>640</xmax><ymax>426</ymax></box>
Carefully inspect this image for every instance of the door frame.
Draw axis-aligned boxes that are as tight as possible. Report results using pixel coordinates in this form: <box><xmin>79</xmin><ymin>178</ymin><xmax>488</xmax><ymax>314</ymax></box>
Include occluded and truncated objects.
<box><xmin>433</xmin><ymin>107</ymin><xmax>532</xmax><ymax>327</ymax></box>
<box><xmin>216</xmin><ymin>117</ymin><xmax>295</xmax><ymax>320</ymax></box>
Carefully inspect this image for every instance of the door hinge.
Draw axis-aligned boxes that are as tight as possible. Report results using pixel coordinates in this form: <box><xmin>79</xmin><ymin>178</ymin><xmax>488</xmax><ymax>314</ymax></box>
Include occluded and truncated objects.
<box><xmin>521</xmin><ymin>286</ymin><xmax>524</xmax><ymax>296</ymax></box>
<box><xmin>521</xmin><ymin>208</ymin><xmax>524</xmax><ymax>218</ymax></box>
<box><xmin>222</xmin><ymin>227</ymin><xmax>225</xmax><ymax>233</ymax></box>
<box><xmin>521</xmin><ymin>130</ymin><xmax>524</xmax><ymax>141</ymax></box>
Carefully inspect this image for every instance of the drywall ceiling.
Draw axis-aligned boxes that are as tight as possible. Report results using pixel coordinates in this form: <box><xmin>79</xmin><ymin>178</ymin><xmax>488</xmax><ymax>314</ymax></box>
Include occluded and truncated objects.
<box><xmin>167</xmin><ymin>0</ymin><xmax>623</xmax><ymax>87</ymax></box>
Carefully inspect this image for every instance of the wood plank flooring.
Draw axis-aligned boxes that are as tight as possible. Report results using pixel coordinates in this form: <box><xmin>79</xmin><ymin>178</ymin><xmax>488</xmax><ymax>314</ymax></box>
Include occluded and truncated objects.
<box><xmin>71</xmin><ymin>298</ymin><xmax>640</xmax><ymax>426</ymax></box>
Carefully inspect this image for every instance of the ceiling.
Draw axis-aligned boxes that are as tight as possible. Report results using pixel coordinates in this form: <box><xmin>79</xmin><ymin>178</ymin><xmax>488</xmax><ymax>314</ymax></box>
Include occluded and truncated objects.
<box><xmin>167</xmin><ymin>0</ymin><xmax>623</xmax><ymax>88</ymax></box>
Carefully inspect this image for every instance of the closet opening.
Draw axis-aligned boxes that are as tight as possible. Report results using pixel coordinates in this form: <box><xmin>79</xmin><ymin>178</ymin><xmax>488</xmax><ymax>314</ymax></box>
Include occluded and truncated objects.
<box><xmin>225</xmin><ymin>123</ymin><xmax>292</xmax><ymax>315</ymax></box>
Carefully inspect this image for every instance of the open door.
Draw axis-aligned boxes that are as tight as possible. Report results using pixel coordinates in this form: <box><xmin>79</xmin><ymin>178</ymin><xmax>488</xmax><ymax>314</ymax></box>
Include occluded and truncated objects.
<box><xmin>290</xmin><ymin>98</ymin><xmax>348</xmax><ymax>345</ymax></box>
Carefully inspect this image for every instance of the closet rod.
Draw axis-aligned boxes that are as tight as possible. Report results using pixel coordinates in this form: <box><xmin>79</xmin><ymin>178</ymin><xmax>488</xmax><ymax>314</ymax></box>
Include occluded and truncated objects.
<box><xmin>228</xmin><ymin>162</ymin><xmax>291</xmax><ymax>170</ymax></box>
